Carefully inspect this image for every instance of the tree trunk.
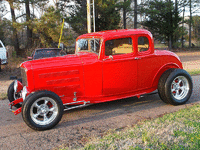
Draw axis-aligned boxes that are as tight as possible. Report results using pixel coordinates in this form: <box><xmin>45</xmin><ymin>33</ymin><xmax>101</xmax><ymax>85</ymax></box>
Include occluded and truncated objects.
<box><xmin>123</xmin><ymin>0</ymin><xmax>126</xmax><ymax>29</ymax></box>
<box><xmin>189</xmin><ymin>0</ymin><xmax>192</xmax><ymax>49</ymax></box>
<box><xmin>25</xmin><ymin>0</ymin><xmax>32</xmax><ymax>47</ymax></box>
<box><xmin>81</xmin><ymin>0</ymin><xmax>87</xmax><ymax>33</ymax></box>
<box><xmin>134</xmin><ymin>0</ymin><xmax>137</xmax><ymax>29</ymax></box>
<box><xmin>169</xmin><ymin>35</ymin><xmax>172</xmax><ymax>50</ymax></box>
<box><xmin>169</xmin><ymin>0</ymin><xmax>173</xmax><ymax>49</ymax></box>
<box><xmin>9</xmin><ymin>0</ymin><xmax>20</xmax><ymax>56</ymax></box>
<box><xmin>182</xmin><ymin>4</ymin><xmax>185</xmax><ymax>48</ymax></box>
<box><xmin>174</xmin><ymin>0</ymin><xmax>178</xmax><ymax>48</ymax></box>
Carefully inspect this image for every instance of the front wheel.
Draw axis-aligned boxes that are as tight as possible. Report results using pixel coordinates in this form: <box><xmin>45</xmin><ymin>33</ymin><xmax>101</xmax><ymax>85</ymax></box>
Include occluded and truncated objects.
<box><xmin>158</xmin><ymin>68</ymin><xmax>193</xmax><ymax>105</ymax></box>
<box><xmin>22</xmin><ymin>91</ymin><xmax>64</xmax><ymax>131</ymax></box>
<box><xmin>7</xmin><ymin>79</ymin><xmax>22</xmax><ymax>108</ymax></box>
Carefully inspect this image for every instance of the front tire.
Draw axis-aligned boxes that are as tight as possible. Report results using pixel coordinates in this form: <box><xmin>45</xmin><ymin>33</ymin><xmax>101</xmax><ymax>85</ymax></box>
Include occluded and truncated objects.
<box><xmin>22</xmin><ymin>91</ymin><xmax>64</xmax><ymax>131</ymax></box>
<box><xmin>158</xmin><ymin>68</ymin><xmax>193</xmax><ymax>105</ymax></box>
<box><xmin>7</xmin><ymin>79</ymin><xmax>22</xmax><ymax>108</ymax></box>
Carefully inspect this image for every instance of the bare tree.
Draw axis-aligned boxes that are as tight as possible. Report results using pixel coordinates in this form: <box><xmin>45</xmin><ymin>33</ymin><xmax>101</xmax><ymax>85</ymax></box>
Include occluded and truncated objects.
<box><xmin>182</xmin><ymin>1</ymin><xmax>185</xmax><ymax>48</ymax></box>
<box><xmin>123</xmin><ymin>0</ymin><xmax>126</xmax><ymax>29</ymax></box>
<box><xmin>25</xmin><ymin>0</ymin><xmax>33</xmax><ymax>47</ymax></box>
<box><xmin>189</xmin><ymin>0</ymin><xmax>192</xmax><ymax>49</ymax></box>
<box><xmin>134</xmin><ymin>0</ymin><xmax>137</xmax><ymax>29</ymax></box>
<box><xmin>7</xmin><ymin>0</ymin><xmax>20</xmax><ymax>56</ymax></box>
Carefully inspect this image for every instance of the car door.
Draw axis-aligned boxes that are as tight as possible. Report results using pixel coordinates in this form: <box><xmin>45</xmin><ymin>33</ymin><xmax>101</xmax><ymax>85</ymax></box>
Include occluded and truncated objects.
<box><xmin>136</xmin><ymin>35</ymin><xmax>156</xmax><ymax>90</ymax></box>
<box><xmin>102</xmin><ymin>37</ymin><xmax>137</xmax><ymax>96</ymax></box>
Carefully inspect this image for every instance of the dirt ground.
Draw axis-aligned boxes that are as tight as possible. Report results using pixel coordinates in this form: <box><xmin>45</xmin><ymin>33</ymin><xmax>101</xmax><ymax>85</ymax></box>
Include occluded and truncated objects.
<box><xmin>0</xmin><ymin>67</ymin><xmax>21</xmax><ymax>98</ymax></box>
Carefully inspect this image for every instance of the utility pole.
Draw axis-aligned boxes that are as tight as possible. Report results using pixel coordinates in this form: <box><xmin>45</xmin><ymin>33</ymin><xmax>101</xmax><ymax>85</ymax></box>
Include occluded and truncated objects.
<box><xmin>87</xmin><ymin>0</ymin><xmax>91</xmax><ymax>33</ymax></box>
<box><xmin>93</xmin><ymin>0</ymin><xmax>95</xmax><ymax>32</ymax></box>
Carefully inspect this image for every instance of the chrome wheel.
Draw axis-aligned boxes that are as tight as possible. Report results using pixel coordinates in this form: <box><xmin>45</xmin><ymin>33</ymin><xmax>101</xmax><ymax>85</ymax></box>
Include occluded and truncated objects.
<box><xmin>30</xmin><ymin>97</ymin><xmax>58</xmax><ymax>126</ymax></box>
<box><xmin>13</xmin><ymin>92</ymin><xmax>20</xmax><ymax>100</ymax></box>
<box><xmin>171</xmin><ymin>76</ymin><xmax>189</xmax><ymax>100</ymax></box>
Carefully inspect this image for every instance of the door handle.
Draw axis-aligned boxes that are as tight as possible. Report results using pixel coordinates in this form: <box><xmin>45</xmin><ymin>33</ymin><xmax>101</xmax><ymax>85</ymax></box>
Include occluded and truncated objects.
<box><xmin>103</xmin><ymin>55</ymin><xmax>113</xmax><ymax>61</ymax></box>
<box><xmin>134</xmin><ymin>57</ymin><xmax>141</xmax><ymax>60</ymax></box>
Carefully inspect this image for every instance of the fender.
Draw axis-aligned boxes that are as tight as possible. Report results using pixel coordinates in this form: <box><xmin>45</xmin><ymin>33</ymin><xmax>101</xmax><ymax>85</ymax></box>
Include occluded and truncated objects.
<box><xmin>151</xmin><ymin>63</ymin><xmax>182</xmax><ymax>88</ymax></box>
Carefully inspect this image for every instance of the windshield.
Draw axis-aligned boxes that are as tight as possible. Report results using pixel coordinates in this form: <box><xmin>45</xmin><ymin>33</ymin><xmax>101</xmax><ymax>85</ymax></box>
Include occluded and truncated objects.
<box><xmin>76</xmin><ymin>38</ymin><xmax>100</xmax><ymax>55</ymax></box>
<box><xmin>33</xmin><ymin>49</ymin><xmax>63</xmax><ymax>59</ymax></box>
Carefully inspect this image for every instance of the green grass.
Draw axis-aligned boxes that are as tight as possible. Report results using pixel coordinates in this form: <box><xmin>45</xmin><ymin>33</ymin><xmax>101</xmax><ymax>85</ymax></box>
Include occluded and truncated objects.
<box><xmin>188</xmin><ymin>70</ymin><xmax>200</xmax><ymax>76</ymax></box>
<box><xmin>154</xmin><ymin>44</ymin><xmax>168</xmax><ymax>49</ymax></box>
<box><xmin>0</xmin><ymin>92</ymin><xmax>7</xmax><ymax>100</ymax></box>
<box><xmin>63</xmin><ymin>103</ymin><xmax>200</xmax><ymax>150</ymax></box>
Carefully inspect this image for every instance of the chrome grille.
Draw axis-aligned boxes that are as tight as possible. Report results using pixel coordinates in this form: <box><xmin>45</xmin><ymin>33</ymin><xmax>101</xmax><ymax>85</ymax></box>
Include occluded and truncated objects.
<box><xmin>21</xmin><ymin>67</ymin><xmax>27</xmax><ymax>86</ymax></box>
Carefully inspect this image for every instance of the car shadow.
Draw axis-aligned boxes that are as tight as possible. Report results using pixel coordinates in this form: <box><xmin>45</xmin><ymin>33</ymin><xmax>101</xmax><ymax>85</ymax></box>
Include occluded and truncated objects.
<box><xmin>57</xmin><ymin>91</ymin><xmax>198</xmax><ymax>130</ymax></box>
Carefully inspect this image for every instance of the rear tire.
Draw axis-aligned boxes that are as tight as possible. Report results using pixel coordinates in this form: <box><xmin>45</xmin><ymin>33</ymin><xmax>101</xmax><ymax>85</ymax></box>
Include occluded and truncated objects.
<box><xmin>22</xmin><ymin>91</ymin><xmax>64</xmax><ymax>131</ymax></box>
<box><xmin>158</xmin><ymin>68</ymin><xmax>193</xmax><ymax>105</ymax></box>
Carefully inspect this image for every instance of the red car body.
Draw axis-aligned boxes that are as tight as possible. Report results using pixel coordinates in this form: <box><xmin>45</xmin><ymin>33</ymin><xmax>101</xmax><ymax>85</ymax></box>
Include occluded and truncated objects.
<box><xmin>9</xmin><ymin>29</ymin><xmax>192</xmax><ymax>130</ymax></box>
<box><xmin>20</xmin><ymin>29</ymin><xmax>182</xmax><ymax>104</ymax></box>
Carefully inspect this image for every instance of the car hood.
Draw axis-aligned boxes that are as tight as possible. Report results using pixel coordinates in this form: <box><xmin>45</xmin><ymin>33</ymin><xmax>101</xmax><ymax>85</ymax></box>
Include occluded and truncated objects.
<box><xmin>21</xmin><ymin>52</ymin><xmax>99</xmax><ymax>70</ymax></box>
<box><xmin>20</xmin><ymin>53</ymin><xmax>99</xmax><ymax>93</ymax></box>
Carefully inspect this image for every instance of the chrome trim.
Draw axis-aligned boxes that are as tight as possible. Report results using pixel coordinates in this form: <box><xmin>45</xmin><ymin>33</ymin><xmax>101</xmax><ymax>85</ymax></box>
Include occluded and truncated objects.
<box><xmin>134</xmin><ymin>57</ymin><xmax>141</xmax><ymax>60</ymax></box>
<box><xmin>73</xmin><ymin>92</ymin><xmax>77</xmax><ymax>101</ymax></box>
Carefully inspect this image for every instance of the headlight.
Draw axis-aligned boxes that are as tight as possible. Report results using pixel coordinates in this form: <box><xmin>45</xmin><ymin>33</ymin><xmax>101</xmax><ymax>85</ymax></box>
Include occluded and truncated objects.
<box><xmin>14</xmin><ymin>80</ymin><xmax>18</xmax><ymax>93</ymax></box>
<box><xmin>22</xmin><ymin>86</ymin><xmax>27</xmax><ymax>100</ymax></box>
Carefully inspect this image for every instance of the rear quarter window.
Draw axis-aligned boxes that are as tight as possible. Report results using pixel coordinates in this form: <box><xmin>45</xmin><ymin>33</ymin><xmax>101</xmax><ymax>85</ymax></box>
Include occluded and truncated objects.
<box><xmin>138</xmin><ymin>36</ymin><xmax>149</xmax><ymax>52</ymax></box>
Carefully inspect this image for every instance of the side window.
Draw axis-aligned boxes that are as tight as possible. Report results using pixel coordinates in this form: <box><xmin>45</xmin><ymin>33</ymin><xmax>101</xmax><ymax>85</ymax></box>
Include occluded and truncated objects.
<box><xmin>138</xmin><ymin>36</ymin><xmax>149</xmax><ymax>52</ymax></box>
<box><xmin>105</xmin><ymin>38</ymin><xmax>133</xmax><ymax>56</ymax></box>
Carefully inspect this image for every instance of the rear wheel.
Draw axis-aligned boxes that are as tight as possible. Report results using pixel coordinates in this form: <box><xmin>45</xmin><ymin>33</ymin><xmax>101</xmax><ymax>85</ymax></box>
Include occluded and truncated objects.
<box><xmin>158</xmin><ymin>69</ymin><xmax>193</xmax><ymax>105</ymax></box>
<box><xmin>22</xmin><ymin>91</ymin><xmax>64</xmax><ymax>131</ymax></box>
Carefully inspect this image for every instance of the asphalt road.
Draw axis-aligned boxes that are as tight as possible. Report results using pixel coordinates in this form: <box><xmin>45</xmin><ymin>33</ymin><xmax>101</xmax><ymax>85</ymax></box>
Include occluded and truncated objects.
<box><xmin>0</xmin><ymin>76</ymin><xmax>199</xmax><ymax>150</ymax></box>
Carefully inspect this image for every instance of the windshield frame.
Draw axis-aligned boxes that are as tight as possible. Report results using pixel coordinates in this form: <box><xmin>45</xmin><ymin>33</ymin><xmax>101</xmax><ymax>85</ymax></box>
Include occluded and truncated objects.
<box><xmin>76</xmin><ymin>38</ymin><xmax>101</xmax><ymax>56</ymax></box>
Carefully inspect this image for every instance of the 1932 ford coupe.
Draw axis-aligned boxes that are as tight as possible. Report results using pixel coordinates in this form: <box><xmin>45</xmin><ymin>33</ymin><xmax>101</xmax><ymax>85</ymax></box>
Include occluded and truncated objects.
<box><xmin>8</xmin><ymin>29</ymin><xmax>193</xmax><ymax>130</ymax></box>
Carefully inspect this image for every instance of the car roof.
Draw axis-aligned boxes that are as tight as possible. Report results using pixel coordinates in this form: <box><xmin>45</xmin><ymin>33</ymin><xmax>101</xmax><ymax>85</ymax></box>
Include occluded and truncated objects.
<box><xmin>77</xmin><ymin>29</ymin><xmax>152</xmax><ymax>39</ymax></box>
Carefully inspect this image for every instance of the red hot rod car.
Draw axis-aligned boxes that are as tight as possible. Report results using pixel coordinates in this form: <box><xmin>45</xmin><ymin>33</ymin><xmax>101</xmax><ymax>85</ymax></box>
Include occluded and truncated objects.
<box><xmin>8</xmin><ymin>29</ymin><xmax>193</xmax><ymax>130</ymax></box>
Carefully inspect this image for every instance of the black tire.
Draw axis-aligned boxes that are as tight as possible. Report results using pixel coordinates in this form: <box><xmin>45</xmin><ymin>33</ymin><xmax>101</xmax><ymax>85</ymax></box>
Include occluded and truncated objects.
<box><xmin>7</xmin><ymin>79</ymin><xmax>22</xmax><ymax>108</ymax></box>
<box><xmin>158</xmin><ymin>68</ymin><xmax>193</xmax><ymax>105</ymax></box>
<box><xmin>22</xmin><ymin>91</ymin><xmax>64</xmax><ymax>131</ymax></box>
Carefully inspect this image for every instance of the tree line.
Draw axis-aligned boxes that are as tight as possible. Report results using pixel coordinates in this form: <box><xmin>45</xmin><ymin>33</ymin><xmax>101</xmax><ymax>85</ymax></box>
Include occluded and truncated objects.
<box><xmin>0</xmin><ymin>0</ymin><xmax>199</xmax><ymax>57</ymax></box>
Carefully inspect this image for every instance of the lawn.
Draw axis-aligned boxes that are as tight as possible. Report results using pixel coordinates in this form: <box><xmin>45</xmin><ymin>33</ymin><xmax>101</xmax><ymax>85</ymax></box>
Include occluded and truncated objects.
<box><xmin>75</xmin><ymin>103</ymin><xmax>200</xmax><ymax>150</ymax></box>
